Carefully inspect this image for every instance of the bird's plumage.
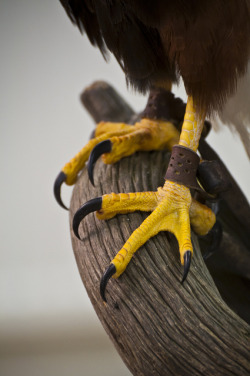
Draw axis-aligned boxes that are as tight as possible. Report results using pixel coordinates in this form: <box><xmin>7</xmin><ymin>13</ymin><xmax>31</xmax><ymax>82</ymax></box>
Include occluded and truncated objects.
<box><xmin>216</xmin><ymin>63</ymin><xmax>250</xmax><ymax>158</ymax></box>
<box><xmin>56</xmin><ymin>0</ymin><xmax>250</xmax><ymax>294</ymax></box>
<box><xmin>60</xmin><ymin>0</ymin><xmax>250</xmax><ymax>149</ymax></box>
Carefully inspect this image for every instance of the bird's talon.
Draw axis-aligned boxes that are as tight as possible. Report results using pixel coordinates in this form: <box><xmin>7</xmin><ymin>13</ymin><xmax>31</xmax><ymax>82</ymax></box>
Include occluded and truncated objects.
<box><xmin>54</xmin><ymin>171</ymin><xmax>68</xmax><ymax>210</ymax></box>
<box><xmin>100</xmin><ymin>263</ymin><xmax>116</xmax><ymax>302</ymax></box>
<box><xmin>87</xmin><ymin>140</ymin><xmax>112</xmax><ymax>186</ymax></box>
<box><xmin>73</xmin><ymin>197</ymin><xmax>103</xmax><ymax>239</ymax></box>
<box><xmin>72</xmin><ymin>180</ymin><xmax>214</xmax><ymax>294</ymax></box>
<box><xmin>181</xmin><ymin>251</ymin><xmax>192</xmax><ymax>284</ymax></box>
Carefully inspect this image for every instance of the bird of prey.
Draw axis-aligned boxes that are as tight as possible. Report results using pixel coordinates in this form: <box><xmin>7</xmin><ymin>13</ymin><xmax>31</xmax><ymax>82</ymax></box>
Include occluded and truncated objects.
<box><xmin>54</xmin><ymin>0</ymin><xmax>250</xmax><ymax>301</ymax></box>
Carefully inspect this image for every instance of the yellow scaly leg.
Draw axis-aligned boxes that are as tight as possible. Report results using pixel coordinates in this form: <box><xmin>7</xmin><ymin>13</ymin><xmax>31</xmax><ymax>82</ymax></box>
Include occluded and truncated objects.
<box><xmin>73</xmin><ymin>96</ymin><xmax>216</xmax><ymax>301</ymax></box>
<box><xmin>54</xmin><ymin>119</ymin><xmax>180</xmax><ymax>209</ymax></box>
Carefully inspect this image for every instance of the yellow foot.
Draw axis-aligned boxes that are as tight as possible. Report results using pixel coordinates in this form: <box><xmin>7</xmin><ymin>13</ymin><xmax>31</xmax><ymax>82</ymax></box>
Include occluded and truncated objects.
<box><xmin>72</xmin><ymin>180</ymin><xmax>216</xmax><ymax>301</ymax></box>
<box><xmin>54</xmin><ymin>119</ymin><xmax>180</xmax><ymax>209</ymax></box>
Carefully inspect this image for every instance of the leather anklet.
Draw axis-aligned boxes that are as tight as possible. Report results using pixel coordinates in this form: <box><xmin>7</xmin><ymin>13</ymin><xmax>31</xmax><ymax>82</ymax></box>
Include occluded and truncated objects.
<box><xmin>165</xmin><ymin>145</ymin><xmax>201</xmax><ymax>191</ymax></box>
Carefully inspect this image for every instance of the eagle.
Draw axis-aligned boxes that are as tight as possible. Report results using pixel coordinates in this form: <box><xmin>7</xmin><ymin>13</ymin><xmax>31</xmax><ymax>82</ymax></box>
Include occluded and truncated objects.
<box><xmin>55</xmin><ymin>0</ymin><xmax>250</xmax><ymax>300</ymax></box>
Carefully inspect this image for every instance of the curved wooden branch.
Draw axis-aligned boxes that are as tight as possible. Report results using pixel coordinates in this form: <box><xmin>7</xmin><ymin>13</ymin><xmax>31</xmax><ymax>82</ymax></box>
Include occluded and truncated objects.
<box><xmin>80</xmin><ymin>80</ymin><xmax>135</xmax><ymax>123</ymax></box>
<box><xmin>69</xmin><ymin>82</ymin><xmax>250</xmax><ymax>375</ymax></box>
<box><xmin>70</xmin><ymin>154</ymin><xmax>249</xmax><ymax>375</ymax></box>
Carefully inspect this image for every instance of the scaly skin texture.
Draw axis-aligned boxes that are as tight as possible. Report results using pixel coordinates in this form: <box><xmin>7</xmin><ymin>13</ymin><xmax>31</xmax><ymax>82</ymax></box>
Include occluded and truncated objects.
<box><xmin>179</xmin><ymin>97</ymin><xmax>205</xmax><ymax>152</ymax></box>
<box><xmin>95</xmin><ymin>96</ymin><xmax>215</xmax><ymax>277</ymax></box>
<box><xmin>97</xmin><ymin>183</ymin><xmax>215</xmax><ymax>277</ymax></box>
<box><xmin>62</xmin><ymin>119</ymin><xmax>180</xmax><ymax>185</ymax></box>
<box><xmin>64</xmin><ymin>95</ymin><xmax>216</xmax><ymax>280</ymax></box>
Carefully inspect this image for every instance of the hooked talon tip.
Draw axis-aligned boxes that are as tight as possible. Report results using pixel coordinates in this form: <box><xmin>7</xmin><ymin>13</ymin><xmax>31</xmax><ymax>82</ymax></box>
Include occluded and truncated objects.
<box><xmin>181</xmin><ymin>251</ymin><xmax>192</xmax><ymax>284</ymax></box>
<box><xmin>100</xmin><ymin>264</ymin><xmax>116</xmax><ymax>302</ymax></box>
<box><xmin>72</xmin><ymin>197</ymin><xmax>102</xmax><ymax>239</ymax></box>
<box><xmin>54</xmin><ymin>171</ymin><xmax>68</xmax><ymax>210</ymax></box>
<box><xmin>87</xmin><ymin>140</ymin><xmax>112</xmax><ymax>186</ymax></box>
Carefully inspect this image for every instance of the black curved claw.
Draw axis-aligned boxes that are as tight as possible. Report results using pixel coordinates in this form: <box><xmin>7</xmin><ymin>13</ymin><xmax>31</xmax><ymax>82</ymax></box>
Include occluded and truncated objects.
<box><xmin>87</xmin><ymin>140</ymin><xmax>112</xmax><ymax>186</ymax></box>
<box><xmin>203</xmin><ymin>221</ymin><xmax>223</xmax><ymax>260</ymax></box>
<box><xmin>181</xmin><ymin>251</ymin><xmax>192</xmax><ymax>284</ymax></box>
<box><xmin>100</xmin><ymin>263</ymin><xmax>116</xmax><ymax>302</ymax></box>
<box><xmin>72</xmin><ymin>197</ymin><xmax>102</xmax><ymax>239</ymax></box>
<box><xmin>54</xmin><ymin>171</ymin><xmax>68</xmax><ymax>210</ymax></box>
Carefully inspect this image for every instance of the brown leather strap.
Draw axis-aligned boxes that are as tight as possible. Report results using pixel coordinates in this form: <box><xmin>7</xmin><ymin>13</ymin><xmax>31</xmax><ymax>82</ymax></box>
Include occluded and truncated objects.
<box><xmin>165</xmin><ymin>145</ymin><xmax>201</xmax><ymax>190</ymax></box>
<box><xmin>141</xmin><ymin>88</ymin><xmax>186</xmax><ymax>128</ymax></box>
<box><xmin>140</xmin><ymin>87</ymin><xmax>211</xmax><ymax>138</ymax></box>
<box><xmin>197</xmin><ymin>160</ymin><xmax>231</xmax><ymax>194</ymax></box>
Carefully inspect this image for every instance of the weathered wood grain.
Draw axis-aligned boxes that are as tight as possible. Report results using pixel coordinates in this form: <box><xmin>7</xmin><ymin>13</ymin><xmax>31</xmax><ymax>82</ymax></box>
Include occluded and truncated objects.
<box><xmin>80</xmin><ymin>81</ymin><xmax>135</xmax><ymax>123</ymax></box>
<box><xmin>68</xmin><ymin>81</ymin><xmax>250</xmax><ymax>375</ymax></box>
<box><xmin>70</xmin><ymin>153</ymin><xmax>250</xmax><ymax>376</ymax></box>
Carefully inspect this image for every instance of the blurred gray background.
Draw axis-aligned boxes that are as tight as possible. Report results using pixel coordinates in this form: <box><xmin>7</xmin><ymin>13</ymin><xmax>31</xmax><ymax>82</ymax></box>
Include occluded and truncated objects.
<box><xmin>0</xmin><ymin>1</ymin><xmax>249</xmax><ymax>375</ymax></box>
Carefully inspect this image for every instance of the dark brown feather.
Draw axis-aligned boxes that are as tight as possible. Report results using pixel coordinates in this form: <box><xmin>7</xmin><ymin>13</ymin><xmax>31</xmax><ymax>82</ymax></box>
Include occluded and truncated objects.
<box><xmin>60</xmin><ymin>0</ymin><xmax>250</xmax><ymax>114</ymax></box>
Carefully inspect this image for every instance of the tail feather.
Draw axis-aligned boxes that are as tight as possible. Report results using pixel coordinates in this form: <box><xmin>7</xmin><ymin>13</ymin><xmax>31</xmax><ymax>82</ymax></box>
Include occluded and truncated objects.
<box><xmin>214</xmin><ymin>63</ymin><xmax>250</xmax><ymax>159</ymax></box>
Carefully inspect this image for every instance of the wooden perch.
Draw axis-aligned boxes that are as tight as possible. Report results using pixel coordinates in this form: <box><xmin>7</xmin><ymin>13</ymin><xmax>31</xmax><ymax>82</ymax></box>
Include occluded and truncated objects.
<box><xmin>70</xmin><ymin>82</ymin><xmax>250</xmax><ymax>376</ymax></box>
